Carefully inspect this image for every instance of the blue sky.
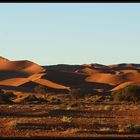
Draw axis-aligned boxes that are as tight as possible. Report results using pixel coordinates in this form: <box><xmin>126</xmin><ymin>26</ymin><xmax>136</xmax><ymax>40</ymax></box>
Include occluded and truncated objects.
<box><xmin>0</xmin><ymin>3</ymin><xmax>140</xmax><ymax>65</ymax></box>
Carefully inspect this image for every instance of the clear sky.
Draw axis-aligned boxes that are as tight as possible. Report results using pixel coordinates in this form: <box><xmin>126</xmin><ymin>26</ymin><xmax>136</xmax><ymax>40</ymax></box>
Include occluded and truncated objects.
<box><xmin>0</xmin><ymin>3</ymin><xmax>140</xmax><ymax>65</ymax></box>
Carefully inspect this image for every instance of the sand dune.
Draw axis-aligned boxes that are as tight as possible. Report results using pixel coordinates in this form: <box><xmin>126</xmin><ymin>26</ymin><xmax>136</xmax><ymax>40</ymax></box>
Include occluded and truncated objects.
<box><xmin>85</xmin><ymin>73</ymin><xmax>127</xmax><ymax>86</ymax></box>
<box><xmin>44</xmin><ymin>64</ymin><xmax>85</xmax><ymax>72</ymax></box>
<box><xmin>0</xmin><ymin>57</ymin><xmax>45</xmax><ymax>79</ymax></box>
<box><xmin>0</xmin><ymin>78</ymin><xmax>28</xmax><ymax>86</ymax></box>
<box><xmin>75</xmin><ymin>68</ymin><xmax>100</xmax><ymax>75</ymax></box>
<box><xmin>108</xmin><ymin>63</ymin><xmax>140</xmax><ymax>70</ymax></box>
<box><xmin>0</xmin><ymin>57</ymin><xmax>140</xmax><ymax>94</ymax></box>
<box><xmin>0</xmin><ymin>56</ymin><xmax>10</xmax><ymax>62</ymax></box>
<box><xmin>42</xmin><ymin>69</ymin><xmax>87</xmax><ymax>86</ymax></box>
<box><xmin>111</xmin><ymin>81</ymin><xmax>134</xmax><ymax>91</ymax></box>
<box><xmin>123</xmin><ymin>72</ymin><xmax>140</xmax><ymax>82</ymax></box>
<box><xmin>34</xmin><ymin>79</ymin><xmax>70</xmax><ymax>90</ymax></box>
<box><xmin>0</xmin><ymin>75</ymin><xmax>70</xmax><ymax>92</ymax></box>
<box><xmin>111</xmin><ymin>81</ymin><xmax>140</xmax><ymax>91</ymax></box>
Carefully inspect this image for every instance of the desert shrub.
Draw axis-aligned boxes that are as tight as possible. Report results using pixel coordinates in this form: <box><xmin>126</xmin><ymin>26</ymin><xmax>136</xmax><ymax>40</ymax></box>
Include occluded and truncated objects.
<box><xmin>37</xmin><ymin>96</ymin><xmax>48</xmax><ymax>102</ymax></box>
<box><xmin>66</xmin><ymin>101</ymin><xmax>80</xmax><ymax>110</ymax></box>
<box><xmin>0</xmin><ymin>90</ymin><xmax>14</xmax><ymax>104</ymax></box>
<box><xmin>34</xmin><ymin>85</ymin><xmax>47</xmax><ymax>94</ymax></box>
<box><xmin>111</xmin><ymin>91</ymin><xmax>124</xmax><ymax>102</ymax></box>
<box><xmin>118</xmin><ymin>124</ymin><xmax>140</xmax><ymax>134</ymax></box>
<box><xmin>47</xmin><ymin>96</ymin><xmax>62</xmax><ymax>104</ymax></box>
<box><xmin>0</xmin><ymin>91</ymin><xmax>16</xmax><ymax>100</ymax></box>
<box><xmin>130</xmin><ymin>125</ymin><xmax>140</xmax><ymax>133</ymax></box>
<box><xmin>118</xmin><ymin>124</ymin><xmax>132</xmax><ymax>133</ymax></box>
<box><xmin>85</xmin><ymin>95</ymin><xmax>101</xmax><ymax>102</ymax></box>
<box><xmin>34</xmin><ymin>85</ymin><xmax>48</xmax><ymax>99</ymax></box>
<box><xmin>103</xmin><ymin>105</ymin><xmax>113</xmax><ymax>111</ymax></box>
<box><xmin>69</xmin><ymin>89</ymin><xmax>86</xmax><ymax>99</ymax></box>
<box><xmin>4</xmin><ymin>92</ymin><xmax>17</xmax><ymax>99</ymax></box>
<box><xmin>61</xmin><ymin>116</ymin><xmax>73</xmax><ymax>123</ymax></box>
<box><xmin>25</xmin><ymin>94</ymin><xmax>47</xmax><ymax>103</ymax></box>
<box><xmin>68</xmin><ymin>102</ymin><xmax>80</xmax><ymax>108</ymax></box>
<box><xmin>111</xmin><ymin>85</ymin><xmax>140</xmax><ymax>103</ymax></box>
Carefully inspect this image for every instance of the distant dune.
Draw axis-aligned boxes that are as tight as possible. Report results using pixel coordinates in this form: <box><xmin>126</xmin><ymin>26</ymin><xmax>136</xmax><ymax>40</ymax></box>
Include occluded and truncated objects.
<box><xmin>0</xmin><ymin>56</ymin><xmax>140</xmax><ymax>94</ymax></box>
<box><xmin>0</xmin><ymin>57</ymin><xmax>45</xmax><ymax>80</ymax></box>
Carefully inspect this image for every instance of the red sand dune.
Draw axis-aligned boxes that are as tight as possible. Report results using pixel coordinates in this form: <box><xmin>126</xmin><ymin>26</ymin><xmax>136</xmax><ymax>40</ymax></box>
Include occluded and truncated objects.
<box><xmin>42</xmin><ymin>69</ymin><xmax>87</xmax><ymax>87</ymax></box>
<box><xmin>34</xmin><ymin>79</ymin><xmax>70</xmax><ymax>90</ymax></box>
<box><xmin>85</xmin><ymin>73</ymin><xmax>127</xmax><ymax>86</ymax></box>
<box><xmin>0</xmin><ymin>57</ymin><xmax>45</xmax><ymax>76</ymax></box>
<box><xmin>1</xmin><ymin>56</ymin><xmax>140</xmax><ymax>94</ymax></box>
<box><xmin>75</xmin><ymin>68</ymin><xmax>100</xmax><ymax>75</ymax></box>
<box><xmin>0</xmin><ymin>74</ymin><xmax>70</xmax><ymax>91</ymax></box>
<box><xmin>111</xmin><ymin>81</ymin><xmax>140</xmax><ymax>91</ymax></box>
<box><xmin>0</xmin><ymin>78</ymin><xmax>28</xmax><ymax>86</ymax></box>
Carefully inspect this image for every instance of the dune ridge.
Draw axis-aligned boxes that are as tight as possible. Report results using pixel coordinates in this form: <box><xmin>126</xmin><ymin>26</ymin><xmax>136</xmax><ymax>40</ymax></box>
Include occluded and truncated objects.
<box><xmin>0</xmin><ymin>56</ymin><xmax>140</xmax><ymax>93</ymax></box>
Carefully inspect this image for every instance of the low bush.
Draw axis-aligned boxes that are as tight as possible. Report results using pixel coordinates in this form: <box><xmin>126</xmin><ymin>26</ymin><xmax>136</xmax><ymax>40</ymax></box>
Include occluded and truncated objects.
<box><xmin>47</xmin><ymin>96</ymin><xmax>62</xmax><ymax>104</ymax></box>
<box><xmin>66</xmin><ymin>101</ymin><xmax>80</xmax><ymax>110</ymax></box>
<box><xmin>111</xmin><ymin>85</ymin><xmax>140</xmax><ymax>103</ymax></box>
<box><xmin>34</xmin><ymin>85</ymin><xmax>47</xmax><ymax>94</ymax></box>
<box><xmin>61</xmin><ymin>116</ymin><xmax>73</xmax><ymax>123</ymax></box>
<box><xmin>118</xmin><ymin>124</ymin><xmax>140</xmax><ymax>134</ymax></box>
<box><xmin>103</xmin><ymin>105</ymin><xmax>113</xmax><ymax>111</ymax></box>
<box><xmin>34</xmin><ymin>85</ymin><xmax>48</xmax><ymax>99</ymax></box>
<box><xmin>4</xmin><ymin>92</ymin><xmax>17</xmax><ymax>100</ymax></box>
<box><xmin>69</xmin><ymin>89</ymin><xmax>86</xmax><ymax>99</ymax></box>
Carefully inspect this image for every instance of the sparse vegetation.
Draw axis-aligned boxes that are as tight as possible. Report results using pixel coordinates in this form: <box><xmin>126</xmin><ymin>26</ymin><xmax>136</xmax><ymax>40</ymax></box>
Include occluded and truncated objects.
<box><xmin>103</xmin><ymin>105</ymin><xmax>113</xmax><ymax>111</ymax></box>
<box><xmin>66</xmin><ymin>101</ymin><xmax>80</xmax><ymax>110</ymax></box>
<box><xmin>69</xmin><ymin>89</ymin><xmax>85</xmax><ymax>100</ymax></box>
<box><xmin>22</xmin><ymin>95</ymin><xmax>38</xmax><ymax>103</ymax></box>
<box><xmin>34</xmin><ymin>85</ymin><xmax>48</xmax><ymax>99</ymax></box>
<box><xmin>85</xmin><ymin>95</ymin><xmax>104</xmax><ymax>103</ymax></box>
<box><xmin>0</xmin><ymin>90</ymin><xmax>15</xmax><ymax>104</ymax></box>
<box><xmin>131</xmin><ymin>125</ymin><xmax>140</xmax><ymax>133</ymax></box>
<box><xmin>111</xmin><ymin>85</ymin><xmax>140</xmax><ymax>103</ymax></box>
<box><xmin>118</xmin><ymin>124</ymin><xmax>140</xmax><ymax>134</ymax></box>
<box><xmin>4</xmin><ymin>92</ymin><xmax>17</xmax><ymax>100</ymax></box>
<box><xmin>61</xmin><ymin>116</ymin><xmax>73</xmax><ymax>123</ymax></box>
<box><xmin>47</xmin><ymin>96</ymin><xmax>62</xmax><ymax>104</ymax></box>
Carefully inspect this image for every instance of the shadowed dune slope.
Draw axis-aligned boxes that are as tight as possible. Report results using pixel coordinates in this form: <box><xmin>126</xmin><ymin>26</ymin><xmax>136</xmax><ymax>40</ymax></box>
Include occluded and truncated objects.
<box><xmin>108</xmin><ymin>63</ymin><xmax>140</xmax><ymax>70</ymax></box>
<box><xmin>34</xmin><ymin>79</ymin><xmax>70</xmax><ymax>90</ymax></box>
<box><xmin>0</xmin><ymin>57</ymin><xmax>45</xmax><ymax>80</ymax></box>
<box><xmin>0</xmin><ymin>57</ymin><xmax>140</xmax><ymax>94</ymax></box>
<box><xmin>42</xmin><ymin>69</ymin><xmax>87</xmax><ymax>86</ymax></box>
<box><xmin>44</xmin><ymin>64</ymin><xmax>85</xmax><ymax>72</ymax></box>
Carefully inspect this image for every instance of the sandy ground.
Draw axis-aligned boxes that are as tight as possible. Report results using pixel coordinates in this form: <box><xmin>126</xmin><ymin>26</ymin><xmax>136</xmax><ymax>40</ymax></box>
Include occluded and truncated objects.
<box><xmin>1</xmin><ymin>99</ymin><xmax>140</xmax><ymax>138</ymax></box>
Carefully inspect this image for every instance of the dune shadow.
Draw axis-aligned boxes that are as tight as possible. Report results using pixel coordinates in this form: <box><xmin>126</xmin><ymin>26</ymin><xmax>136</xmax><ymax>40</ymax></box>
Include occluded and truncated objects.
<box><xmin>0</xmin><ymin>85</ymin><xmax>33</xmax><ymax>92</ymax></box>
<box><xmin>0</xmin><ymin>70</ymin><xmax>28</xmax><ymax>80</ymax></box>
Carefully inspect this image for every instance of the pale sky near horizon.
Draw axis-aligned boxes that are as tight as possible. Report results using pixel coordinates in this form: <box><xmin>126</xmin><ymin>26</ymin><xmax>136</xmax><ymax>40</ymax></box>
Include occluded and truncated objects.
<box><xmin>0</xmin><ymin>3</ymin><xmax>140</xmax><ymax>65</ymax></box>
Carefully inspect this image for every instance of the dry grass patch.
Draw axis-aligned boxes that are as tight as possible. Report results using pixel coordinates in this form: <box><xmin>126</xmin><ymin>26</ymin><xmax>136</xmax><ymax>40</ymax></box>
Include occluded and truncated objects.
<box><xmin>103</xmin><ymin>105</ymin><xmax>113</xmax><ymax>111</ymax></box>
<box><xmin>61</xmin><ymin>116</ymin><xmax>73</xmax><ymax>123</ymax></box>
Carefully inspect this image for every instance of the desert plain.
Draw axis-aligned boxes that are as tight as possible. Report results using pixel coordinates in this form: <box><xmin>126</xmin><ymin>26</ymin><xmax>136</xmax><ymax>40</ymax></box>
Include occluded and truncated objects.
<box><xmin>1</xmin><ymin>56</ymin><xmax>140</xmax><ymax>138</ymax></box>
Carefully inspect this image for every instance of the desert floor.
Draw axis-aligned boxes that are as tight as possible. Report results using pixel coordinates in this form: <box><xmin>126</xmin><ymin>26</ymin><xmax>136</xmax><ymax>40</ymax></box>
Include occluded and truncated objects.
<box><xmin>1</xmin><ymin>94</ymin><xmax>140</xmax><ymax>138</ymax></box>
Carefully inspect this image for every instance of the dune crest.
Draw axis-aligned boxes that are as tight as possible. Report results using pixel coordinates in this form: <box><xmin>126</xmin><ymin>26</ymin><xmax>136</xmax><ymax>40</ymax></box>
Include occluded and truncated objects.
<box><xmin>0</xmin><ymin>57</ymin><xmax>140</xmax><ymax>94</ymax></box>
